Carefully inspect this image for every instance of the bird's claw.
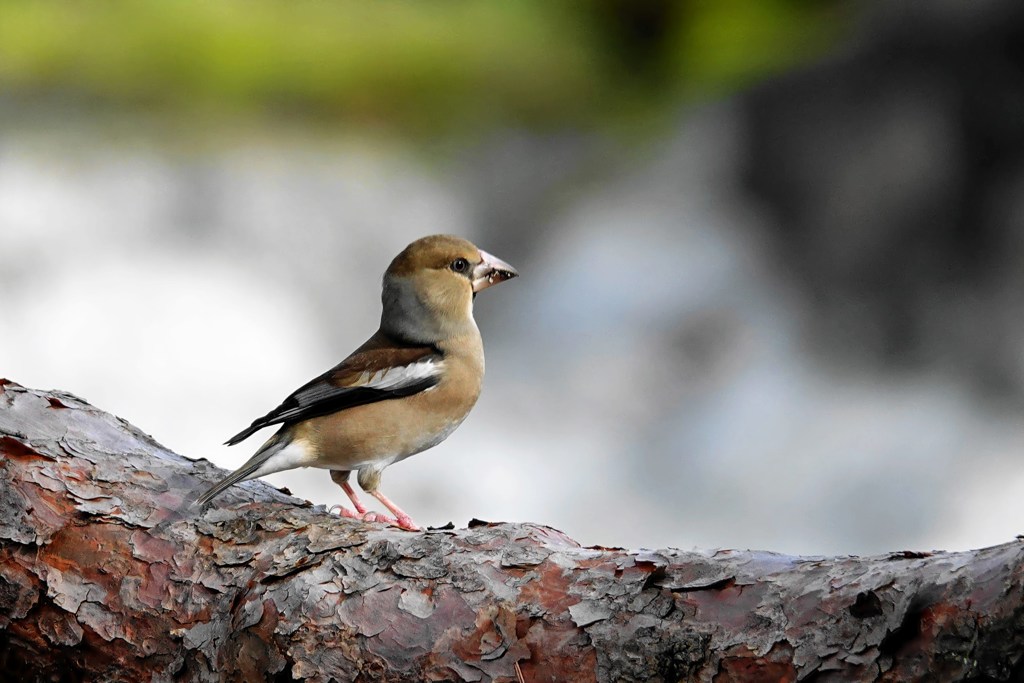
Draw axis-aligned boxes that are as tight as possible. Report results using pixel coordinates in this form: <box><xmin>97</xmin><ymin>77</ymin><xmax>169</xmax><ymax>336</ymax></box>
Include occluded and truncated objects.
<box><xmin>329</xmin><ymin>504</ymin><xmax>362</xmax><ymax>519</ymax></box>
<box><xmin>360</xmin><ymin>510</ymin><xmax>398</xmax><ymax>525</ymax></box>
<box><xmin>395</xmin><ymin>515</ymin><xmax>421</xmax><ymax>531</ymax></box>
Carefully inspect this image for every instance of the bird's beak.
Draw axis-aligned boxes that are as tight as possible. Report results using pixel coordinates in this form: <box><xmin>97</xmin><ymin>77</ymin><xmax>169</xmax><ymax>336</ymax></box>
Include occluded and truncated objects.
<box><xmin>472</xmin><ymin>249</ymin><xmax>519</xmax><ymax>293</ymax></box>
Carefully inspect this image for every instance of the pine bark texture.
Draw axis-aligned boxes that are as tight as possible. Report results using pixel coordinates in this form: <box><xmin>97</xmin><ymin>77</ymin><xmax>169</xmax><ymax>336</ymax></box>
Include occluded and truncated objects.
<box><xmin>0</xmin><ymin>378</ymin><xmax>1022</xmax><ymax>682</ymax></box>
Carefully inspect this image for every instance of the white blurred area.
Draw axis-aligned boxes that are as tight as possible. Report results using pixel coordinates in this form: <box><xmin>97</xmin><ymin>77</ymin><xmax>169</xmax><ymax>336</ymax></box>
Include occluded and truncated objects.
<box><xmin>2</xmin><ymin>110</ymin><xmax>1022</xmax><ymax>556</ymax></box>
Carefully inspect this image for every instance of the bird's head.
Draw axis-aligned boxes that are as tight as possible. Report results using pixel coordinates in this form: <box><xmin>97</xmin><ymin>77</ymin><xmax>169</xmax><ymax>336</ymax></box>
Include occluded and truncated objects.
<box><xmin>381</xmin><ymin>235</ymin><xmax>518</xmax><ymax>343</ymax></box>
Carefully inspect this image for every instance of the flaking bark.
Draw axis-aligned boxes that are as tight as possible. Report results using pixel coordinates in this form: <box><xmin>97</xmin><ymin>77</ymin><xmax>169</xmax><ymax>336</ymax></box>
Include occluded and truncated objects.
<box><xmin>0</xmin><ymin>378</ymin><xmax>1022</xmax><ymax>682</ymax></box>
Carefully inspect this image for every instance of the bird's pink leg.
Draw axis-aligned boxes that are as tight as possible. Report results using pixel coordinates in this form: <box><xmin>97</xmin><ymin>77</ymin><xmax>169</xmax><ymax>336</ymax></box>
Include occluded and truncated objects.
<box><xmin>329</xmin><ymin>472</ymin><xmax>397</xmax><ymax>524</ymax></box>
<box><xmin>369</xmin><ymin>490</ymin><xmax>421</xmax><ymax>531</ymax></box>
<box><xmin>342</xmin><ymin>482</ymin><xmax>401</xmax><ymax>524</ymax></box>
<box><xmin>328</xmin><ymin>473</ymin><xmax>411</xmax><ymax>528</ymax></box>
<box><xmin>340</xmin><ymin>480</ymin><xmax>368</xmax><ymax>514</ymax></box>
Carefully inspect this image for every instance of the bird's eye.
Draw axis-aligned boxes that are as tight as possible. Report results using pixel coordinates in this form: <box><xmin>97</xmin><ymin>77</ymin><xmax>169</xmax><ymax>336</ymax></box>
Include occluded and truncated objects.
<box><xmin>450</xmin><ymin>258</ymin><xmax>469</xmax><ymax>273</ymax></box>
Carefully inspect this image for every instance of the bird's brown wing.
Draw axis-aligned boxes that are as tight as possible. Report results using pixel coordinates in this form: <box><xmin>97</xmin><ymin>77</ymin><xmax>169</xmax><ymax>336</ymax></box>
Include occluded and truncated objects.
<box><xmin>225</xmin><ymin>341</ymin><xmax>443</xmax><ymax>446</ymax></box>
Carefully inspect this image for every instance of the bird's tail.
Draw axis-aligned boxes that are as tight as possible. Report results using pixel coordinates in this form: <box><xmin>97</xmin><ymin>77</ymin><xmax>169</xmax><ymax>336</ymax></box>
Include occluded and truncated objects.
<box><xmin>194</xmin><ymin>430</ymin><xmax>290</xmax><ymax>508</ymax></box>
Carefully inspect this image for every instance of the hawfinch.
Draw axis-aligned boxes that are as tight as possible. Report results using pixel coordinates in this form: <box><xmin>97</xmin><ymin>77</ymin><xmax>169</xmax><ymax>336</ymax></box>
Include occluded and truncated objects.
<box><xmin>196</xmin><ymin>234</ymin><xmax>518</xmax><ymax>530</ymax></box>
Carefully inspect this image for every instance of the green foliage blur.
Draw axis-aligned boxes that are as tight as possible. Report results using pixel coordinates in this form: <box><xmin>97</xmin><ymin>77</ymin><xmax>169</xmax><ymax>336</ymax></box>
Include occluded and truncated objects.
<box><xmin>0</xmin><ymin>0</ymin><xmax>849</xmax><ymax>138</ymax></box>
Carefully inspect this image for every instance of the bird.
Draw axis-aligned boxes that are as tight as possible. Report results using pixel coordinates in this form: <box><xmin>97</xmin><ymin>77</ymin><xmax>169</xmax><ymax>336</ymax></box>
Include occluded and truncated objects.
<box><xmin>193</xmin><ymin>234</ymin><xmax>518</xmax><ymax>531</ymax></box>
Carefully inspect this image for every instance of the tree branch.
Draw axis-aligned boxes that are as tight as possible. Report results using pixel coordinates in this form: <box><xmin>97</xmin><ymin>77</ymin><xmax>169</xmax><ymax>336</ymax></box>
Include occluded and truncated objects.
<box><xmin>0</xmin><ymin>378</ymin><xmax>1022</xmax><ymax>682</ymax></box>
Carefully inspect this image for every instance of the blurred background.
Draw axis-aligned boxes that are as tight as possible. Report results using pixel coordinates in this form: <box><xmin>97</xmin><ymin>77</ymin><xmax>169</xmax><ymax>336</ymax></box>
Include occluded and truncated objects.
<box><xmin>2</xmin><ymin>0</ymin><xmax>1023</xmax><ymax>555</ymax></box>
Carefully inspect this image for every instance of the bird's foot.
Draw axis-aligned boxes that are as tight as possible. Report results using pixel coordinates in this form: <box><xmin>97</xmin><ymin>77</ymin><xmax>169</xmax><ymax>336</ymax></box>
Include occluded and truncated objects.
<box><xmin>393</xmin><ymin>514</ymin><xmax>421</xmax><ymax>531</ymax></box>
<box><xmin>360</xmin><ymin>510</ymin><xmax>399</xmax><ymax>525</ymax></box>
<box><xmin>329</xmin><ymin>504</ymin><xmax>362</xmax><ymax>519</ymax></box>
<box><xmin>329</xmin><ymin>504</ymin><xmax>403</xmax><ymax>526</ymax></box>
<box><xmin>368</xmin><ymin>489</ymin><xmax>421</xmax><ymax>531</ymax></box>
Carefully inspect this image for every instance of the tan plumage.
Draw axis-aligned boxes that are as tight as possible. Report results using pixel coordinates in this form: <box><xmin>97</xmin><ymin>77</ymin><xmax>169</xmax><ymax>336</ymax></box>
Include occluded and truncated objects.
<box><xmin>195</xmin><ymin>235</ymin><xmax>517</xmax><ymax>530</ymax></box>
